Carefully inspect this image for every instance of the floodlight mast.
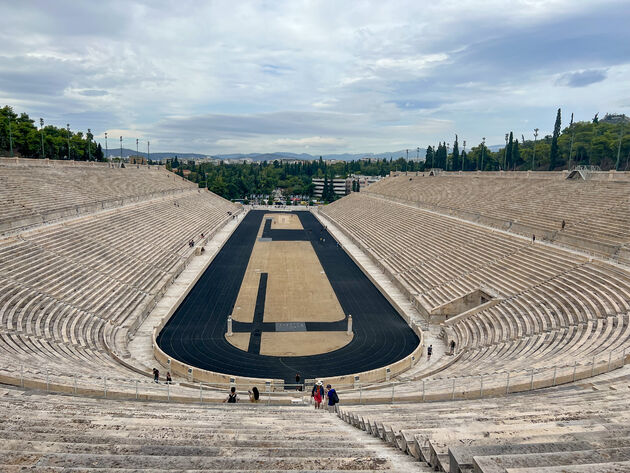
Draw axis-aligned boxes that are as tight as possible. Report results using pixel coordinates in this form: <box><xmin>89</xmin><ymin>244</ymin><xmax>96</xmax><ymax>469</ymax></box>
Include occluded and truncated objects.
<box><xmin>532</xmin><ymin>128</ymin><xmax>539</xmax><ymax>170</ymax></box>
<box><xmin>481</xmin><ymin>137</ymin><xmax>486</xmax><ymax>171</ymax></box>
<box><xmin>67</xmin><ymin>124</ymin><xmax>71</xmax><ymax>160</ymax></box>
<box><xmin>40</xmin><ymin>118</ymin><xmax>45</xmax><ymax>159</ymax></box>
<box><xmin>105</xmin><ymin>132</ymin><xmax>108</xmax><ymax>160</ymax></box>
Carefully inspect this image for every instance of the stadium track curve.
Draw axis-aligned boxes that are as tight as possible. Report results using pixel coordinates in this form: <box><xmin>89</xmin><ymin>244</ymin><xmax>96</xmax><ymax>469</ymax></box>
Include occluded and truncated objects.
<box><xmin>156</xmin><ymin>210</ymin><xmax>420</xmax><ymax>384</ymax></box>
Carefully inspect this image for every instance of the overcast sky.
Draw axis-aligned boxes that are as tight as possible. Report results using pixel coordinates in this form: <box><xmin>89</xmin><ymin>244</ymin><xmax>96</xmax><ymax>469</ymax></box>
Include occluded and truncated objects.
<box><xmin>1</xmin><ymin>0</ymin><xmax>628</xmax><ymax>154</ymax></box>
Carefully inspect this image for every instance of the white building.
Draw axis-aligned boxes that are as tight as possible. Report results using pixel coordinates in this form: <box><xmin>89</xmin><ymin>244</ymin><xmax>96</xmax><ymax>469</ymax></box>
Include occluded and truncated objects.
<box><xmin>312</xmin><ymin>178</ymin><xmax>349</xmax><ymax>198</ymax></box>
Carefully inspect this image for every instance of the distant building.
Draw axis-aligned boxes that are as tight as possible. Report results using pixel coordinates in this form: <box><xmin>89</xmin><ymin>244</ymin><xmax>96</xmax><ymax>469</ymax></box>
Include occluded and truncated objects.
<box><xmin>348</xmin><ymin>174</ymin><xmax>382</xmax><ymax>189</ymax></box>
<box><xmin>128</xmin><ymin>155</ymin><xmax>147</xmax><ymax>165</ymax></box>
<box><xmin>312</xmin><ymin>178</ymin><xmax>349</xmax><ymax>198</ymax></box>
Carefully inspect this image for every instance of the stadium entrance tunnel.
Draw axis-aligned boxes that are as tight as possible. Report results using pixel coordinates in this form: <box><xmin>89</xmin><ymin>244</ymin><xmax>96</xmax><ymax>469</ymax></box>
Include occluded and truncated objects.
<box><xmin>429</xmin><ymin>287</ymin><xmax>501</xmax><ymax>322</ymax></box>
<box><xmin>155</xmin><ymin>210</ymin><xmax>420</xmax><ymax>384</ymax></box>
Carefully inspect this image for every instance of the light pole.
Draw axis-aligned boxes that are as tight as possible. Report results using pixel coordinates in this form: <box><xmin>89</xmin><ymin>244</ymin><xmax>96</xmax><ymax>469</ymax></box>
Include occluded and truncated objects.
<box><xmin>119</xmin><ymin>136</ymin><xmax>123</xmax><ymax>164</ymax></box>
<box><xmin>67</xmin><ymin>124</ymin><xmax>71</xmax><ymax>160</ymax></box>
<box><xmin>481</xmin><ymin>137</ymin><xmax>486</xmax><ymax>171</ymax></box>
<box><xmin>615</xmin><ymin>114</ymin><xmax>626</xmax><ymax>171</ymax></box>
<box><xmin>147</xmin><ymin>140</ymin><xmax>150</xmax><ymax>163</ymax></box>
<box><xmin>568</xmin><ymin>114</ymin><xmax>575</xmax><ymax>170</ymax></box>
<box><xmin>8</xmin><ymin>117</ymin><xmax>13</xmax><ymax>157</ymax></box>
<box><xmin>416</xmin><ymin>147</ymin><xmax>420</xmax><ymax>160</ymax></box>
<box><xmin>136</xmin><ymin>138</ymin><xmax>139</xmax><ymax>157</ymax></box>
<box><xmin>40</xmin><ymin>118</ymin><xmax>45</xmax><ymax>159</ymax></box>
<box><xmin>532</xmin><ymin>128</ymin><xmax>539</xmax><ymax>170</ymax></box>
<box><xmin>104</xmin><ymin>132</ymin><xmax>108</xmax><ymax>161</ymax></box>
<box><xmin>406</xmin><ymin>149</ymin><xmax>409</xmax><ymax>161</ymax></box>
<box><xmin>462</xmin><ymin>140</ymin><xmax>466</xmax><ymax>171</ymax></box>
<box><xmin>87</xmin><ymin>128</ymin><xmax>91</xmax><ymax>161</ymax></box>
<box><xmin>446</xmin><ymin>143</ymin><xmax>450</xmax><ymax>171</ymax></box>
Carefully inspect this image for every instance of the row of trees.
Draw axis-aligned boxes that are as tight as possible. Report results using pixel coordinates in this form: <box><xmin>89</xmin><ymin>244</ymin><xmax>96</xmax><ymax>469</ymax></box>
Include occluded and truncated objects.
<box><xmin>167</xmin><ymin>156</ymin><xmax>414</xmax><ymax>202</ymax></box>
<box><xmin>0</xmin><ymin>106</ymin><xmax>105</xmax><ymax>161</ymax></box>
<box><xmin>3</xmin><ymin>106</ymin><xmax>629</xmax><ymax>202</ymax></box>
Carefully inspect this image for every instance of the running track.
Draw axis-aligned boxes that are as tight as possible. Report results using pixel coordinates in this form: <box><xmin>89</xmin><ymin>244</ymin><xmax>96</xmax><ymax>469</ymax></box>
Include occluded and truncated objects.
<box><xmin>156</xmin><ymin>210</ymin><xmax>419</xmax><ymax>384</ymax></box>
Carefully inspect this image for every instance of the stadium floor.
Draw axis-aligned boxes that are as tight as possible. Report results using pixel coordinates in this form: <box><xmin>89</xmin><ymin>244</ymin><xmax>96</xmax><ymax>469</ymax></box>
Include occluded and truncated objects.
<box><xmin>156</xmin><ymin>210</ymin><xmax>419</xmax><ymax>384</ymax></box>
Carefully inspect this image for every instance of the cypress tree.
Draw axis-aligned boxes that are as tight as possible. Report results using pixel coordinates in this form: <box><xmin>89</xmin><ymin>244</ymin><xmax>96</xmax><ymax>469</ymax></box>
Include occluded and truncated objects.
<box><xmin>452</xmin><ymin>135</ymin><xmax>460</xmax><ymax>171</ymax></box>
<box><xmin>506</xmin><ymin>132</ymin><xmax>514</xmax><ymax>169</ymax></box>
<box><xmin>513</xmin><ymin>139</ymin><xmax>521</xmax><ymax>168</ymax></box>
<box><xmin>425</xmin><ymin>146</ymin><xmax>435</xmax><ymax>168</ymax></box>
<box><xmin>550</xmin><ymin>108</ymin><xmax>561</xmax><ymax>170</ymax></box>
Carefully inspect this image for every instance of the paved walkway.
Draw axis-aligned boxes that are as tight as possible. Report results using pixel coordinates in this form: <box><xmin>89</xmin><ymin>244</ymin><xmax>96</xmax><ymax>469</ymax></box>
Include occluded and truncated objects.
<box><xmin>127</xmin><ymin>209</ymin><xmax>248</xmax><ymax>379</ymax></box>
<box><xmin>312</xmin><ymin>209</ymin><xmax>447</xmax><ymax>379</ymax></box>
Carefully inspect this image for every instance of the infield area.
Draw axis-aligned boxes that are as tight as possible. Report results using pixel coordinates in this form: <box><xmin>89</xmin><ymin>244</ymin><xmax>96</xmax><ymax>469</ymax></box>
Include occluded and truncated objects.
<box><xmin>156</xmin><ymin>210</ymin><xmax>419</xmax><ymax>383</ymax></box>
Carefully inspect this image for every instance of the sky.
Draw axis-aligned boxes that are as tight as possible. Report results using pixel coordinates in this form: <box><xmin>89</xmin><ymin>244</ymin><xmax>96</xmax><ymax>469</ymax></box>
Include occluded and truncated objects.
<box><xmin>1</xmin><ymin>0</ymin><xmax>629</xmax><ymax>155</ymax></box>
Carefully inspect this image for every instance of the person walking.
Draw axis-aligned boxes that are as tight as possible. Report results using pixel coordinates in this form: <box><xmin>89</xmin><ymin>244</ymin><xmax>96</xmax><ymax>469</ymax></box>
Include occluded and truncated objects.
<box><xmin>312</xmin><ymin>381</ymin><xmax>324</xmax><ymax>409</ymax></box>
<box><xmin>325</xmin><ymin>384</ymin><xmax>339</xmax><ymax>413</ymax></box>
<box><xmin>165</xmin><ymin>372</ymin><xmax>172</xmax><ymax>384</ymax></box>
<box><xmin>450</xmin><ymin>340</ymin><xmax>456</xmax><ymax>355</ymax></box>
<box><xmin>427</xmin><ymin>345</ymin><xmax>433</xmax><ymax>360</ymax></box>
<box><xmin>152</xmin><ymin>368</ymin><xmax>159</xmax><ymax>383</ymax></box>
<box><xmin>295</xmin><ymin>373</ymin><xmax>302</xmax><ymax>391</ymax></box>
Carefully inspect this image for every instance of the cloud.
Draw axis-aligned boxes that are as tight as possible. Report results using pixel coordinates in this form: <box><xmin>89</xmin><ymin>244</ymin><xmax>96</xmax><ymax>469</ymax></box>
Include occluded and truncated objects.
<box><xmin>77</xmin><ymin>89</ymin><xmax>109</xmax><ymax>96</ymax></box>
<box><xmin>557</xmin><ymin>69</ymin><xmax>607</xmax><ymax>88</ymax></box>
<box><xmin>0</xmin><ymin>0</ymin><xmax>628</xmax><ymax>154</ymax></box>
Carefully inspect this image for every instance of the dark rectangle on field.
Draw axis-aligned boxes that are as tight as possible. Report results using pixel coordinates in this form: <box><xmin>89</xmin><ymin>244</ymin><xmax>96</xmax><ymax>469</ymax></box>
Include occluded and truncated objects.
<box><xmin>156</xmin><ymin>210</ymin><xmax>419</xmax><ymax>384</ymax></box>
<box><xmin>275</xmin><ymin>322</ymin><xmax>307</xmax><ymax>332</ymax></box>
<box><xmin>247</xmin><ymin>272</ymin><xmax>268</xmax><ymax>354</ymax></box>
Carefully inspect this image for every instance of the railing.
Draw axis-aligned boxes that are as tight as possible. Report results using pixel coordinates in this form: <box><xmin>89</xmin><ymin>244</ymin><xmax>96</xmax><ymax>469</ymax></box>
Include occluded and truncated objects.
<box><xmin>2</xmin><ymin>346</ymin><xmax>627</xmax><ymax>406</ymax></box>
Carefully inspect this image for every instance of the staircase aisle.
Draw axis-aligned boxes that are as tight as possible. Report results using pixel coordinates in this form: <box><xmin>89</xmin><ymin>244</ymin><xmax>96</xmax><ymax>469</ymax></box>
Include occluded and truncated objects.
<box><xmin>0</xmin><ymin>384</ymin><xmax>431</xmax><ymax>472</ymax></box>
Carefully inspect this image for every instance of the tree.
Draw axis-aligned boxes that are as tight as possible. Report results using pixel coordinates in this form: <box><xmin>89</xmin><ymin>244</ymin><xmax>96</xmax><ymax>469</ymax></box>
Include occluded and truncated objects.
<box><xmin>425</xmin><ymin>146</ymin><xmax>435</xmax><ymax>168</ymax></box>
<box><xmin>512</xmin><ymin>139</ymin><xmax>521</xmax><ymax>168</ymax></box>
<box><xmin>95</xmin><ymin>143</ymin><xmax>104</xmax><ymax>161</ymax></box>
<box><xmin>506</xmin><ymin>132</ymin><xmax>514</xmax><ymax>169</ymax></box>
<box><xmin>451</xmin><ymin>135</ymin><xmax>460</xmax><ymax>171</ymax></box>
<box><xmin>549</xmin><ymin>108</ymin><xmax>561</xmax><ymax>170</ymax></box>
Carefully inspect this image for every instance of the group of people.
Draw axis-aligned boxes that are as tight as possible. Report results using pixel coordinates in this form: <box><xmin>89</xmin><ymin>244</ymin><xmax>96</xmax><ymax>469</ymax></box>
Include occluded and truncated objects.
<box><xmin>222</xmin><ymin>382</ymin><xmax>340</xmax><ymax>411</ymax></box>
<box><xmin>152</xmin><ymin>367</ymin><xmax>172</xmax><ymax>384</ymax></box>
<box><xmin>311</xmin><ymin>381</ymin><xmax>339</xmax><ymax>411</ymax></box>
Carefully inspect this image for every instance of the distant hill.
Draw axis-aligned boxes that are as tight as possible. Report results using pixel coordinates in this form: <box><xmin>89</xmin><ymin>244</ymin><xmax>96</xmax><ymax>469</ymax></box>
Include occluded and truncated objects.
<box><xmin>104</xmin><ymin>148</ymin><xmax>428</xmax><ymax>162</ymax></box>
<box><xmin>104</xmin><ymin>148</ymin><xmax>208</xmax><ymax>160</ymax></box>
<box><xmin>213</xmin><ymin>149</ymin><xmax>427</xmax><ymax>161</ymax></box>
<box><xmin>106</xmin><ymin>147</ymin><xmax>525</xmax><ymax>162</ymax></box>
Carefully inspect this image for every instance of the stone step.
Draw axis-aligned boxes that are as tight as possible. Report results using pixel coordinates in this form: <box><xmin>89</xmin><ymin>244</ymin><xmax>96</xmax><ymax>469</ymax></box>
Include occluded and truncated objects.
<box><xmin>473</xmin><ymin>447</ymin><xmax>630</xmax><ymax>473</ymax></box>
<box><xmin>505</xmin><ymin>461</ymin><xmax>630</xmax><ymax>472</ymax></box>
<box><xmin>0</xmin><ymin>429</ymin><xmax>366</xmax><ymax>448</ymax></box>
<box><xmin>0</xmin><ymin>451</ymin><xmax>395</xmax><ymax>470</ymax></box>
<box><xmin>449</xmin><ymin>441</ymin><xmax>592</xmax><ymax>473</ymax></box>
<box><xmin>0</xmin><ymin>440</ymin><xmax>371</xmax><ymax>458</ymax></box>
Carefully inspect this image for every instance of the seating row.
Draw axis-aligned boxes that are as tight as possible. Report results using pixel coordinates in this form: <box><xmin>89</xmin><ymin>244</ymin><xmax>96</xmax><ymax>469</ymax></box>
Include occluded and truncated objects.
<box><xmin>339</xmin><ymin>365</ymin><xmax>630</xmax><ymax>472</ymax></box>
<box><xmin>365</xmin><ymin>173</ymin><xmax>630</xmax><ymax>261</ymax></box>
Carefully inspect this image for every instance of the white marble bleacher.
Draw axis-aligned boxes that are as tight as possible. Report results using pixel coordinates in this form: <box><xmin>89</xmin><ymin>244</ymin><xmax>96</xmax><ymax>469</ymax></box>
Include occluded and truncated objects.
<box><xmin>0</xmin><ymin>384</ymin><xmax>430</xmax><ymax>472</ymax></box>
<box><xmin>365</xmin><ymin>173</ymin><xmax>630</xmax><ymax>261</ymax></box>
<box><xmin>321</xmin><ymin>192</ymin><xmax>630</xmax><ymax>386</ymax></box>
<box><xmin>0</xmin><ymin>164</ymin><xmax>195</xmax><ymax>235</ymax></box>
<box><xmin>338</xmin><ymin>365</ymin><xmax>630</xmax><ymax>472</ymax></box>
<box><xmin>0</xmin><ymin>162</ymin><xmax>240</xmax><ymax>390</ymax></box>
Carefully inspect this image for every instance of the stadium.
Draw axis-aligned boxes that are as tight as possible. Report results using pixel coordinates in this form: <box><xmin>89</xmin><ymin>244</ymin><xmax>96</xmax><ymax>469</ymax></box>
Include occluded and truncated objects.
<box><xmin>1</xmin><ymin>156</ymin><xmax>629</xmax><ymax>471</ymax></box>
